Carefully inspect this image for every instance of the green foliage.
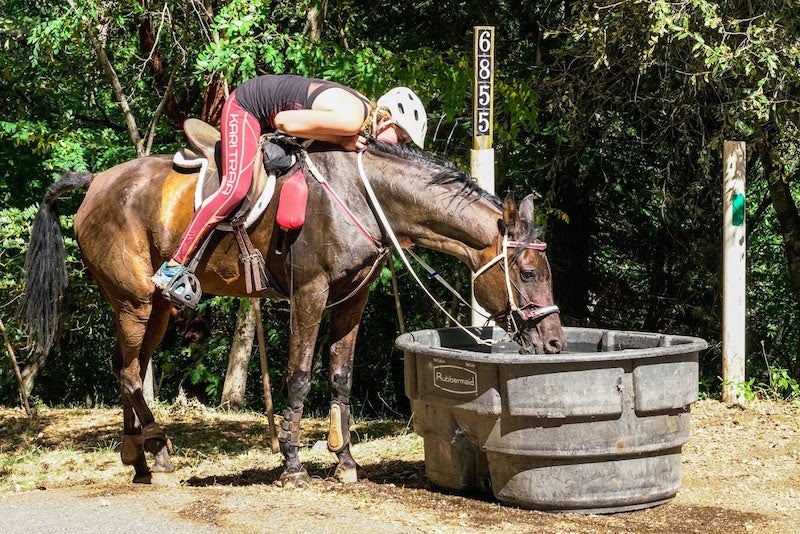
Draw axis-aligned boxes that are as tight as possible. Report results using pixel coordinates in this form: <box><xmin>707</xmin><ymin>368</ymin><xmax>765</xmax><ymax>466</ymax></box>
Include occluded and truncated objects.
<box><xmin>4</xmin><ymin>0</ymin><xmax>800</xmax><ymax>413</ymax></box>
<box><xmin>764</xmin><ymin>366</ymin><xmax>800</xmax><ymax>400</ymax></box>
<box><xmin>729</xmin><ymin>377</ymin><xmax>758</xmax><ymax>403</ymax></box>
<box><xmin>727</xmin><ymin>365</ymin><xmax>800</xmax><ymax>403</ymax></box>
<box><xmin>0</xmin><ymin>205</ymin><xmax>33</xmax><ymax>398</ymax></box>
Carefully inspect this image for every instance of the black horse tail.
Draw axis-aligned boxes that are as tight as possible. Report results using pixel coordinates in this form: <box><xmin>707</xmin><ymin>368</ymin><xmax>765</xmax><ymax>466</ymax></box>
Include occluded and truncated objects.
<box><xmin>22</xmin><ymin>171</ymin><xmax>93</xmax><ymax>354</ymax></box>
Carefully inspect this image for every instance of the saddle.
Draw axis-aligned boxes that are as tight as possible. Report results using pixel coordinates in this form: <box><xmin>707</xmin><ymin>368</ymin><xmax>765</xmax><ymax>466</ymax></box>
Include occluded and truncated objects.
<box><xmin>168</xmin><ymin>119</ymin><xmax>305</xmax><ymax>307</ymax></box>
<box><xmin>177</xmin><ymin>118</ymin><xmax>281</xmax><ymax>228</ymax></box>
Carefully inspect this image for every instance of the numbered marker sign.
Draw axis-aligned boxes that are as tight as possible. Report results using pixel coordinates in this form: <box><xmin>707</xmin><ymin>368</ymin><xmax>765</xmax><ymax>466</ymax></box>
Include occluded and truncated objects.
<box><xmin>474</xmin><ymin>26</ymin><xmax>494</xmax><ymax>148</ymax></box>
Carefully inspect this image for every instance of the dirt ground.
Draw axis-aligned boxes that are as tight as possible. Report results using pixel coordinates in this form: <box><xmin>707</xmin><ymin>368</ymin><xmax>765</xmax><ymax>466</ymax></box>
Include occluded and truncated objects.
<box><xmin>1</xmin><ymin>399</ymin><xmax>798</xmax><ymax>533</ymax></box>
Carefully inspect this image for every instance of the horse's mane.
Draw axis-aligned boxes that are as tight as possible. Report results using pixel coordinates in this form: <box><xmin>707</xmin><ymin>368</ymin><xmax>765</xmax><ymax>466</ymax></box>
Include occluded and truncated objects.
<box><xmin>365</xmin><ymin>141</ymin><xmax>543</xmax><ymax>252</ymax></box>
<box><xmin>366</xmin><ymin>140</ymin><xmax>503</xmax><ymax>210</ymax></box>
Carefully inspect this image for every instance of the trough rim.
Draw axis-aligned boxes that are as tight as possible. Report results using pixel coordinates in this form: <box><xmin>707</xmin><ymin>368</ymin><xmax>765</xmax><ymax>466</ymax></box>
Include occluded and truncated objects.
<box><xmin>395</xmin><ymin>326</ymin><xmax>708</xmax><ymax>365</ymax></box>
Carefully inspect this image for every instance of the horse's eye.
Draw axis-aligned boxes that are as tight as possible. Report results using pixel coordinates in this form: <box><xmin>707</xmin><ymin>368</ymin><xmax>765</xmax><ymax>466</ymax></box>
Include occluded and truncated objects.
<box><xmin>520</xmin><ymin>269</ymin><xmax>538</xmax><ymax>282</ymax></box>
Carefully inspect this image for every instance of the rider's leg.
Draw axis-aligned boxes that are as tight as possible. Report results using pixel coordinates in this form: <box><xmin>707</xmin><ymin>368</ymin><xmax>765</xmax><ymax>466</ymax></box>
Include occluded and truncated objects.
<box><xmin>152</xmin><ymin>93</ymin><xmax>261</xmax><ymax>288</ymax></box>
<box><xmin>172</xmin><ymin>94</ymin><xmax>261</xmax><ymax>265</ymax></box>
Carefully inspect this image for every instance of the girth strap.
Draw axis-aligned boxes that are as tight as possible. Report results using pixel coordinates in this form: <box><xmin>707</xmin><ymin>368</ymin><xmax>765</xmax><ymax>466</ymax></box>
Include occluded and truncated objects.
<box><xmin>233</xmin><ymin>224</ymin><xmax>267</xmax><ymax>294</ymax></box>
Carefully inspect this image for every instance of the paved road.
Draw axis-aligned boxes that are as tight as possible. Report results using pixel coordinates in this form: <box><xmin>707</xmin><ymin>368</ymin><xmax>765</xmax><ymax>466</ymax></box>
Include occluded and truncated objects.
<box><xmin>1</xmin><ymin>487</ymin><xmax>219</xmax><ymax>534</ymax></box>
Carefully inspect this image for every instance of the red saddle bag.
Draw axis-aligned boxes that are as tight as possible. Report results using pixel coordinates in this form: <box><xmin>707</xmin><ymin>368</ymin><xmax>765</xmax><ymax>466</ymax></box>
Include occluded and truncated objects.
<box><xmin>276</xmin><ymin>169</ymin><xmax>308</xmax><ymax>231</ymax></box>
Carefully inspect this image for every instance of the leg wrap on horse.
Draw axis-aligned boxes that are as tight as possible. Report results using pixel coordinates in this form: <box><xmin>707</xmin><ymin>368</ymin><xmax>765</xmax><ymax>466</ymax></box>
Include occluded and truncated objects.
<box><xmin>327</xmin><ymin>400</ymin><xmax>352</xmax><ymax>453</ymax></box>
<box><xmin>120</xmin><ymin>422</ymin><xmax>172</xmax><ymax>465</ymax></box>
<box><xmin>279</xmin><ymin>406</ymin><xmax>303</xmax><ymax>447</ymax></box>
<box><xmin>121</xmin><ymin>434</ymin><xmax>144</xmax><ymax>465</ymax></box>
<box><xmin>141</xmin><ymin>422</ymin><xmax>173</xmax><ymax>455</ymax></box>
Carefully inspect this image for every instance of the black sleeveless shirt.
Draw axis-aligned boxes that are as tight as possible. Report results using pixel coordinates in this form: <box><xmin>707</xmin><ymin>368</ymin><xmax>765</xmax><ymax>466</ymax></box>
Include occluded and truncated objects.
<box><xmin>233</xmin><ymin>74</ymin><xmax>370</xmax><ymax>131</ymax></box>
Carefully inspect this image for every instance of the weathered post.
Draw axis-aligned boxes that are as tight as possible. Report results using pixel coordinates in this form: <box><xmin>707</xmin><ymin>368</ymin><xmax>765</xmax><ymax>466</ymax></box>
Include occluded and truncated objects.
<box><xmin>0</xmin><ymin>318</ymin><xmax>32</xmax><ymax>416</ymax></box>
<box><xmin>722</xmin><ymin>141</ymin><xmax>746</xmax><ymax>405</ymax></box>
<box><xmin>471</xmin><ymin>26</ymin><xmax>495</xmax><ymax>326</ymax></box>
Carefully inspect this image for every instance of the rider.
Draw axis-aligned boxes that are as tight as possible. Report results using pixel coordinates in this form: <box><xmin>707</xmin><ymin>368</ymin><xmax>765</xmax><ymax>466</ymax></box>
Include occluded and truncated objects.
<box><xmin>152</xmin><ymin>74</ymin><xmax>427</xmax><ymax>290</ymax></box>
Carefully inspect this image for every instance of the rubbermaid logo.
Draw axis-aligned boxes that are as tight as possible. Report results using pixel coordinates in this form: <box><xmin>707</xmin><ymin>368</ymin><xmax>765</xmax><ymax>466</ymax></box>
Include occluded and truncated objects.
<box><xmin>433</xmin><ymin>365</ymin><xmax>478</xmax><ymax>394</ymax></box>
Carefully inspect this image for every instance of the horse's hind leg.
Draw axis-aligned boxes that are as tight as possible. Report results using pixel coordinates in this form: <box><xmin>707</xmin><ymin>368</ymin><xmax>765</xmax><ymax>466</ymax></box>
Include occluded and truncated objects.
<box><xmin>113</xmin><ymin>300</ymin><xmax>174</xmax><ymax>482</ymax></box>
<box><xmin>326</xmin><ymin>288</ymin><xmax>371</xmax><ymax>483</ymax></box>
<box><xmin>139</xmin><ymin>297</ymin><xmax>175</xmax><ymax>475</ymax></box>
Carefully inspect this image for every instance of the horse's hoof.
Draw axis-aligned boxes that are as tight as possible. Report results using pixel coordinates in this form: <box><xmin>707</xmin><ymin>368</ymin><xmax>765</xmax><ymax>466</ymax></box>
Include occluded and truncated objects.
<box><xmin>150</xmin><ymin>451</ymin><xmax>176</xmax><ymax>474</ymax></box>
<box><xmin>278</xmin><ymin>469</ymin><xmax>310</xmax><ymax>488</ymax></box>
<box><xmin>132</xmin><ymin>471</ymin><xmax>152</xmax><ymax>484</ymax></box>
<box><xmin>149</xmin><ymin>472</ymin><xmax>180</xmax><ymax>486</ymax></box>
<box><xmin>334</xmin><ymin>464</ymin><xmax>358</xmax><ymax>484</ymax></box>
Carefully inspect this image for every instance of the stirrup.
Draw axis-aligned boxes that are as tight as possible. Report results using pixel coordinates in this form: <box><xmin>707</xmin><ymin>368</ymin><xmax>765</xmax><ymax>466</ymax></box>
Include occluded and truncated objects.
<box><xmin>162</xmin><ymin>270</ymin><xmax>202</xmax><ymax>309</ymax></box>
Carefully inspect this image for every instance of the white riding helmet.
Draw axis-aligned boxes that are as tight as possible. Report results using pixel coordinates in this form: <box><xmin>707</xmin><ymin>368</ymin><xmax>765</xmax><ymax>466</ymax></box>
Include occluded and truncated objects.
<box><xmin>376</xmin><ymin>87</ymin><xmax>427</xmax><ymax>148</ymax></box>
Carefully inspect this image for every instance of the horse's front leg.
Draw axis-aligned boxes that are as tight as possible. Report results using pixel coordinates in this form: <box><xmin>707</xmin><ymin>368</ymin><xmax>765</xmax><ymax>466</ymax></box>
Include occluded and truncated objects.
<box><xmin>277</xmin><ymin>287</ymin><xmax>325</xmax><ymax>487</ymax></box>
<box><xmin>326</xmin><ymin>288</ymin><xmax>371</xmax><ymax>483</ymax></box>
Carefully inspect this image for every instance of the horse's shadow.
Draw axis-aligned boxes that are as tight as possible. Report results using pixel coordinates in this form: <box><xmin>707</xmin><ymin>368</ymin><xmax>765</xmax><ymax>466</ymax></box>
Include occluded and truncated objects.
<box><xmin>170</xmin><ymin>418</ymin><xmax>428</xmax><ymax>489</ymax></box>
<box><xmin>183</xmin><ymin>458</ymin><xmax>427</xmax><ymax>489</ymax></box>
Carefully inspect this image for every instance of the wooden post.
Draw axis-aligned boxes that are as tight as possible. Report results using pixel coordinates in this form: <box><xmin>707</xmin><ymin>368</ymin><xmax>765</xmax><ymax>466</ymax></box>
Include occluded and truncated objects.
<box><xmin>252</xmin><ymin>299</ymin><xmax>279</xmax><ymax>453</ymax></box>
<box><xmin>722</xmin><ymin>141</ymin><xmax>746</xmax><ymax>405</ymax></box>
<box><xmin>0</xmin><ymin>318</ymin><xmax>33</xmax><ymax>417</ymax></box>
<box><xmin>471</xmin><ymin>26</ymin><xmax>495</xmax><ymax>326</ymax></box>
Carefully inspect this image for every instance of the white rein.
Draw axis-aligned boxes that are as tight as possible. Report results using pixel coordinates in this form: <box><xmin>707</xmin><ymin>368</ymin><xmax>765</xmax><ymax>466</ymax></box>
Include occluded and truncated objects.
<box><xmin>355</xmin><ymin>151</ymin><xmax>558</xmax><ymax>347</ymax></box>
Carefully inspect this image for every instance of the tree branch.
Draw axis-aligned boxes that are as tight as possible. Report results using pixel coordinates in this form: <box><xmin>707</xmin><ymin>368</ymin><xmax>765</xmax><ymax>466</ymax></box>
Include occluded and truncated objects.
<box><xmin>66</xmin><ymin>0</ymin><xmax>144</xmax><ymax>156</ymax></box>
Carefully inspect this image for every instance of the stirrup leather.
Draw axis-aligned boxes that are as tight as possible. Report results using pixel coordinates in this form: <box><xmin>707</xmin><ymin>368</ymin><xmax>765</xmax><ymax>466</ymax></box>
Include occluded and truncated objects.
<box><xmin>162</xmin><ymin>269</ymin><xmax>202</xmax><ymax>309</ymax></box>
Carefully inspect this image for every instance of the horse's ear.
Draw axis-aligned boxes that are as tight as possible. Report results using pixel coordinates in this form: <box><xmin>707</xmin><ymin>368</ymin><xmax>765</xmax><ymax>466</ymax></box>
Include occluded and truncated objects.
<box><xmin>501</xmin><ymin>195</ymin><xmax>523</xmax><ymax>236</ymax></box>
<box><xmin>502</xmin><ymin>196</ymin><xmax>518</xmax><ymax>227</ymax></box>
<box><xmin>519</xmin><ymin>194</ymin><xmax>535</xmax><ymax>221</ymax></box>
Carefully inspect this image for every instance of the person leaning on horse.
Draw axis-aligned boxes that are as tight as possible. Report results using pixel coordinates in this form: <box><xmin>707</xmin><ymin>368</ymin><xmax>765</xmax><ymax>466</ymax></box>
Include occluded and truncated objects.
<box><xmin>152</xmin><ymin>74</ymin><xmax>428</xmax><ymax>294</ymax></box>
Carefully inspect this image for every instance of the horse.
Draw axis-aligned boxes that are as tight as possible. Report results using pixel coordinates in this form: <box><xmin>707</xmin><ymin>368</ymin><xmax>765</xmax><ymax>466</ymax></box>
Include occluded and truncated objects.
<box><xmin>22</xmin><ymin>135</ymin><xmax>565</xmax><ymax>485</ymax></box>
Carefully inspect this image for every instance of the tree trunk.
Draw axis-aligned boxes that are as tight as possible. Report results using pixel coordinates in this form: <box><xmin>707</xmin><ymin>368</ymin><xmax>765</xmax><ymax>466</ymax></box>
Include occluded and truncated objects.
<box><xmin>137</xmin><ymin>1</ymin><xmax>184</xmax><ymax>126</ymax></box>
<box><xmin>19</xmin><ymin>349</ymin><xmax>45</xmax><ymax>399</ymax></box>
<box><xmin>199</xmin><ymin>0</ymin><xmax>228</xmax><ymax>125</ymax></box>
<box><xmin>220</xmin><ymin>300</ymin><xmax>258</xmax><ymax>410</ymax></box>
<box><xmin>549</xmin><ymin>162</ymin><xmax>593</xmax><ymax>324</ymax></box>
<box><xmin>304</xmin><ymin>1</ymin><xmax>328</xmax><ymax>41</ymax></box>
<box><xmin>200</xmin><ymin>76</ymin><xmax>226</xmax><ymax>125</ymax></box>
<box><xmin>763</xmin><ymin>143</ymin><xmax>800</xmax><ymax>377</ymax></box>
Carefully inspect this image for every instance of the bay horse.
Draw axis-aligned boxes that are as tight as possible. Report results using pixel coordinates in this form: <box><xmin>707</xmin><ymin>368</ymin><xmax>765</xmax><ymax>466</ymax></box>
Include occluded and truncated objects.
<box><xmin>22</xmin><ymin>137</ymin><xmax>565</xmax><ymax>485</ymax></box>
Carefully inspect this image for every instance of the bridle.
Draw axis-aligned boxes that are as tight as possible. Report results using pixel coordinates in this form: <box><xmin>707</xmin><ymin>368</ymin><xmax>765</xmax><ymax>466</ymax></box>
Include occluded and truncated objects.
<box><xmin>473</xmin><ymin>233</ymin><xmax>561</xmax><ymax>337</ymax></box>
<box><xmin>305</xmin><ymin>148</ymin><xmax>560</xmax><ymax>347</ymax></box>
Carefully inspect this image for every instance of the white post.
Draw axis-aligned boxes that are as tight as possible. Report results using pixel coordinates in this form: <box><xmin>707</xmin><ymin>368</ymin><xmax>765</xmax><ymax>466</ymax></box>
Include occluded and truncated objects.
<box><xmin>471</xmin><ymin>26</ymin><xmax>495</xmax><ymax>326</ymax></box>
<box><xmin>722</xmin><ymin>141</ymin><xmax>746</xmax><ymax>405</ymax></box>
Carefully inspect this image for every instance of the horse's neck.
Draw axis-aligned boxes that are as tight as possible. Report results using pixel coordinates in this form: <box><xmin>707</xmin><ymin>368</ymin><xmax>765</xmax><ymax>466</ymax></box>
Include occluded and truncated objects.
<box><xmin>369</xmin><ymin>167</ymin><xmax>498</xmax><ymax>271</ymax></box>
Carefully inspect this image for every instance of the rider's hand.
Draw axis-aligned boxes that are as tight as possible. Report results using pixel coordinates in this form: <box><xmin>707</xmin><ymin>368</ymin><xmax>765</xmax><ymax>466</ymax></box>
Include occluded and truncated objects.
<box><xmin>340</xmin><ymin>134</ymin><xmax>368</xmax><ymax>152</ymax></box>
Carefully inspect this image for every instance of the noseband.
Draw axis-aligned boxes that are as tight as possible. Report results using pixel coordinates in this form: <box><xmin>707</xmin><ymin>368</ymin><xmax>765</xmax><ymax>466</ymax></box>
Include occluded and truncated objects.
<box><xmin>473</xmin><ymin>233</ymin><xmax>560</xmax><ymax>336</ymax></box>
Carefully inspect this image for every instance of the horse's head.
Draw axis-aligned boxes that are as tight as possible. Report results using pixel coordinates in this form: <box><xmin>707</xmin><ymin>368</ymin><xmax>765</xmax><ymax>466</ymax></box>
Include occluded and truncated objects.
<box><xmin>473</xmin><ymin>195</ymin><xmax>566</xmax><ymax>354</ymax></box>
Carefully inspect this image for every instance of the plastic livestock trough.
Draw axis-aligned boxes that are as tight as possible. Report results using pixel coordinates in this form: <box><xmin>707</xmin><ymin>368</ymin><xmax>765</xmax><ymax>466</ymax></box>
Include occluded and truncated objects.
<box><xmin>396</xmin><ymin>326</ymin><xmax>708</xmax><ymax>514</ymax></box>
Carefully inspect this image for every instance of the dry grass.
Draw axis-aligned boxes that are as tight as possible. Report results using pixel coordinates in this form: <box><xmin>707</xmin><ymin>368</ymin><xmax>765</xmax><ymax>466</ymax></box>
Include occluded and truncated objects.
<box><xmin>0</xmin><ymin>402</ymin><xmax>420</xmax><ymax>492</ymax></box>
<box><xmin>1</xmin><ymin>400</ymin><xmax>799</xmax><ymax>533</ymax></box>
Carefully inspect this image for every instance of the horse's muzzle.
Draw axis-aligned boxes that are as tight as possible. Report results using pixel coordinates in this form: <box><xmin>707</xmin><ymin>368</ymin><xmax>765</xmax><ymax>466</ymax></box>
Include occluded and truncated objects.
<box><xmin>511</xmin><ymin>305</ymin><xmax>564</xmax><ymax>354</ymax></box>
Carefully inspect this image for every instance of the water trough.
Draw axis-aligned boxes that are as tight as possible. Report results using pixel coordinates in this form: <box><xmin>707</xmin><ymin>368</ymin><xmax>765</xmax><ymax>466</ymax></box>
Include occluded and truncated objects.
<box><xmin>396</xmin><ymin>326</ymin><xmax>708</xmax><ymax>514</ymax></box>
